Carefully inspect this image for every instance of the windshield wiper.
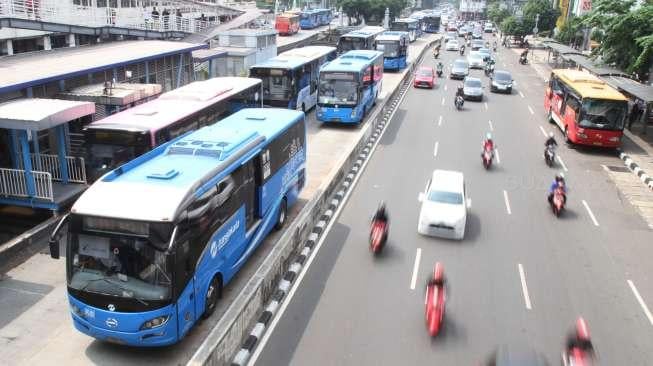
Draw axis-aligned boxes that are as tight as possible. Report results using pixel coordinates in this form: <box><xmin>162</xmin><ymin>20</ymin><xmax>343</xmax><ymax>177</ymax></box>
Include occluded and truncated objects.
<box><xmin>79</xmin><ymin>277</ymin><xmax>148</xmax><ymax>306</ymax></box>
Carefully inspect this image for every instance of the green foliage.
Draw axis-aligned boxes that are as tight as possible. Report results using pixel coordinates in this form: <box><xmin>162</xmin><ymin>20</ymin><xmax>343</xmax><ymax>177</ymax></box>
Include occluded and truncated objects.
<box><xmin>554</xmin><ymin>15</ymin><xmax>584</xmax><ymax>44</ymax></box>
<box><xmin>583</xmin><ymin>0</ymin><xmax>653</xmax><ymax>75</ymax></box>
<box><xmin>522</xmin><ymin>0</ymin><xmax>560</xmax><ymax>34</ymax></box>
<box><xmin>487</xmin><ymin>3</ymin><xmax>511</xmax><ymax>25</ymax></box>
<box><xmin>500</xmin><ymin>16</ymin><xmax>528</xmax><ymax>38</ymax></box>
<box><xmin>337</xmin><ymin>0</ymin><xmax>408</xmax><ymax>24</ymax></box>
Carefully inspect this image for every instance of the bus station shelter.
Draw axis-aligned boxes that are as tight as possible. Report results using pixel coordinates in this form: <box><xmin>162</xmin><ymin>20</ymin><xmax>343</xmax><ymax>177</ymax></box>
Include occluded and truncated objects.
<box><xmin>0</xmin><ymin>98</ymin><xmax>95</xmax><ymax>210</ymax></box>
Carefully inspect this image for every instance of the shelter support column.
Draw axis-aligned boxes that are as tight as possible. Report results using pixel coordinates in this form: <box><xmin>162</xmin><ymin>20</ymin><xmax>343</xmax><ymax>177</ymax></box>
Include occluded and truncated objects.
<box><xmin>177</xmin><ymin>53</ymin><xmax>184</xmax><ymax>88</ymax></box>
<box><xmin>32</xmin><ymin>131</ymin><xmax>42</xmax><ymax>171</ymax></box>
<box><xmin>8</xmin><ymin>130</ymin><xmax>19</xmax><ymax>169</ymax></box>
<box><xmin>56</xmin><ymin>125</ymin><xmax>70</xmax><ymax>184</ymax></box>
<box><xmin>18</xmin><ymin>130</ymin><xmax>36</xmax><ymax>197</ymax></box>
<box><xmin>209</xmin><ymin>59</ymin><xmax>214</xmax><ymax>79</ymax></box>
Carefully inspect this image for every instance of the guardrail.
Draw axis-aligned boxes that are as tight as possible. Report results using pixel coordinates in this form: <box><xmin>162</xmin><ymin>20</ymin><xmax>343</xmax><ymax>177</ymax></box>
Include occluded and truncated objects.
<box><xmin>30</xmin><ymin>154</ymin><xmax>87</xmax><ymax>184</ymax></box>
<box><xmin>0</xmin><ymin>0</ymin><xmax>218</xmax><ymax>34</ymax></box>
<box><xmin>188</xmin><ymin>35</ymin><xmax>441</xmax><ymax>366</ymax></box>
<box><xmin>0</xmin><ymin>168</ymin><xmax>53</xmax><ymax>201</ymax></box>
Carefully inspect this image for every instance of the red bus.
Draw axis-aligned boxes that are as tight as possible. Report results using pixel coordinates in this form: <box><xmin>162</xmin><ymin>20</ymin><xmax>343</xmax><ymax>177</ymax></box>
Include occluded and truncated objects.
<box><xmin>544</xmin><ymin>69</ymin><xmax>628</xmax><ymax>147</ymax></box>
<box><xmin>275</xmin><ymin>13</ymin><xmax>300</xmax><ymax>36</ymax></box>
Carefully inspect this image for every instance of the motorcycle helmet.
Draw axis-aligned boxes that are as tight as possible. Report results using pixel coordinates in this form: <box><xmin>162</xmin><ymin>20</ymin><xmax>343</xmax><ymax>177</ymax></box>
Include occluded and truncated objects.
<box><xmin>575</xmin><ymin>317</ymin><xmax>590</xmax><ymax>342</ymax></box>
<box><xmin>549</xmin><ymin>131</ymin><xmax>554</xmax><ymax>138</ymax></box>
<box><xmin>486</xmin><ymin>132</ymin><xmax>492</xmax><ymax>140</ymax></box>
<box><xmin>378</xmin><ymin>201</ymin><xmax>386</xmax><ymax>215</ymax></box>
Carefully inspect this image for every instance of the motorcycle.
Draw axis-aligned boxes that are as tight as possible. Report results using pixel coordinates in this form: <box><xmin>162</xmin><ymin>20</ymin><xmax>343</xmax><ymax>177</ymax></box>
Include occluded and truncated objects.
<box><xmin>436</xmin><ymin>67</ymin><xmax>443</xmax><ymax>77</ymax></box>
<box><xmin>425</xmin><ymin>263</ymin><xmax>446</xmax><ymax>337</ymax></box>
<box><xmin>434</xmin><ymin>49</ymin><xmax>440</xmax><ymax>59</ymax></box>
<box><xmin>459</xmin><ymin>47</ymin><xmax>465</xmax><ymax>56</ymax></box>
<box><xmin>562</xmin><ymin>348</ymin><xmax>593</xmax><ymax>366</ymax></box>
<box><xmin>369</xmin><ymin>219</ymin><xmax>387</xmax><ymax>254</ymax></box>
<box><xmin>551</xmin><ymin>185</ymin><xmax>566</xmax><ymax>217</ymax></box>
<box><xmin>544</xmin><ymin>145</ymin><xmax>555</xmax><ymax>167</ymax></box>
<box><xmin>455</xmin><ymin>95</ymin><xmax>464</xmax><ymax>110</ymax></box>
<box><xmin>519</xmin><ymin>54</ymin><xmax>528</xmax><ymax>65</ymax></box>
<box><xmin>484</xmin><ymin>63</ymin><xmax>494</xmax><ymax>76</ymax></box>
<box><xmin>493</xmin><ymin>45</ymin><xmax>497</xmax><ymax>52</ymax></box>
<box><xmin>482</xmin><ymin>146</ymin><xmax>493</xmax><ymax>169</ymax></box>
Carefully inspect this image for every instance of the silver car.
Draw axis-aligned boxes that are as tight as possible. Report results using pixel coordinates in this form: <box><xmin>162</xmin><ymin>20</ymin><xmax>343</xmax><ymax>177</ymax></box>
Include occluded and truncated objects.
<box><xmin>463</xmin><ymin>77</ymin><xmax>484</xmax><ymax>101</ymax></box>
<box><xmin>450</xmin><ymin>59</ymin><xmax>469</xmax><ymax>80</ymax></box>
<box><xmin>467</xmin><ymin>52</ymin><xmax>485</xmax><ymax>69</ymax></box>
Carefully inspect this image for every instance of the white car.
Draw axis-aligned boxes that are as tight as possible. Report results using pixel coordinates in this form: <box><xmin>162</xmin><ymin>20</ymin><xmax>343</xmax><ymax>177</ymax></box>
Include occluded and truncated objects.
<box><xmin>418</xmin><ymin>170</ymin><xmax>467</xmax><ymax>240</ymax></box>
<box><xmin>446</xmin><ymin>40</ymin><xmax>460</xmax><ymax>51</ymax></box>
<box><xmin>467</xmin><ymin>52</ymin><xmax>485</xmax><ymax>69</ymax></box>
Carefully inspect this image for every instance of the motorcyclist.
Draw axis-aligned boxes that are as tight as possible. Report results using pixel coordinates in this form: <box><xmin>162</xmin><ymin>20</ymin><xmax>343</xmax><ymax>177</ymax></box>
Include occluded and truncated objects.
<box><xmin>372</xmin><ymin>201</ymin><xmax>388</xmax><ymax>227</ymax></box>
<box><xmin>460</xmin><ymin>44</ymin><xmax>465</xmax><ymax>55</ymax></box>
<box><xmin>426</xmin><ymin>263</ymin><xmax>447</xmax><ymax>294</ymax></box>
<box><xmin>520</xmin><ymin>48</ymin><xmax>529</xmax><ymax>63</ymax></box>
<box><xmin>482</xmin><ymin>132</ymin><xmax>495</xmax><ymax>158</ymax></box>
<box><xmin>492</xmin><ymin>40</ymin><xmax>497</xmax><ymax>50</ymax></box>
<box><xmin>545</xmin><ymin>132</ymin><xmax>558</xmax><ymax>149</ymax></box>
<box><xmin>485</xmin><ymin>41</ymin><xmax>490</xmax><ymax>49</ymax></box>
<box><xmin>548</xmin><ymin>172</ymin><xmax>567</xmax><ymax>204</ymax></box>
<box><xmin>564</xmin><ymin>317</ymin><xmax>596</xmax><ymax>360</ymax></box>
<box><xmin>436</xmin><ymin>61</ymin><xmax>444</xmax><ymax>74</ymax></box>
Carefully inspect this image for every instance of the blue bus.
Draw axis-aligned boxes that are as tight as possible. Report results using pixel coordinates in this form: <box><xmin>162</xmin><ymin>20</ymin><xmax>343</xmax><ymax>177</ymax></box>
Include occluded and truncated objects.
<box><xmin>250</xmin><ymin>46</ymin><xmax>337</xmax><ymax>111</ymax></box>
<box><xmin>392</xmin><ymin>18</ymin><xmax>420</xmax><ymax>42</ymax></box>
<box><xmin>316</xmin><ymin>8</ymin><xmax>332</xmax><ymax>26</ymax></box>
<box><xmin>337</xmin><ymin>26</ymin><xmax>385</xmax><ymax>54</ymax></box>
<box><xmin>409</xmin><ymin>13</ymin><xmax>426</xmax><ymax>37</ymax></box>
<box><xmin>375</xmin><ymin>31</ymin><xmax>409</xmax><ymax>70</ymax></box>
<box><xmin>423</xmin><ymin>13</ymin><xmax>441</xmax><ymax>33</ymax></box>
<box><xmin>317</xmin><ymin>50</ymin><xmax>384</xmax><ymax>124</ymax></box>
<box><xmin>299</xmin><ymin>9</ymin><xmax>320</xmax><ymax>29</ymax></box>
<box><xmin>48</xmin><ymin>108</ymin><xmax>307</xmax><ymax>346</ymax></box>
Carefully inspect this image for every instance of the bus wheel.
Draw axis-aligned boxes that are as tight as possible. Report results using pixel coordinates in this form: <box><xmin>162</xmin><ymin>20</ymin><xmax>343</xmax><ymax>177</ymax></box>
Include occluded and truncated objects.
<box><xmin>564</xmin><ymin>127</ymin><xmax>572</xmax><ymax>145</ymax></box>
<box><xmin>301</xmin><ymin>103</ymin><xmax>306</xmax><ymax>113</ymax></box>
<box><xmin>547</xmin><ymin>109</ymin><xmax>554</xmax><ymax>124</ymax></box>
<box><xmin>275</xmin><ymin>198</ymin><xmax>287</xmax><ymax>230</ymax></box>
<box><xmin>202</xmin><ymin>275</ymin><xmax>221</xmax><ymax>319</ymax></box>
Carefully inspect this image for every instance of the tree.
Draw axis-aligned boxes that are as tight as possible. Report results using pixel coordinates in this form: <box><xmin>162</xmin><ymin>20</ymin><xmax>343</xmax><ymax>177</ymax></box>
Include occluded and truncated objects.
<box><xmin>487</xmin><ymin>3</ymin><xmax>511</xmax><ymax>25</ymax></box>
<box><xmin>500</xmin><ymin>16</ymin><xmax>528</xmax><ymax>38</ymax></box>
<box><xmin>522</xmin><ymin>0</ymin><xmax>560</xmax><ymax>35</ymax></box>
<box><xmin>582</xmin><ymin>0</ymin><xmax>653</xmax><ymax>76</ymax></box>
<box><xmin>337</xmin><ymin>0</ymin><xmax>407</xmax><ymax>25</ymax></box>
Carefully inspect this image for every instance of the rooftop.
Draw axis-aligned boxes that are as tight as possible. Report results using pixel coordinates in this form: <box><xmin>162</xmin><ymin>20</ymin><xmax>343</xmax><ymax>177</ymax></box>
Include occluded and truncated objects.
<box><xmin>0</xmin><ymin>40</ymin><xmax>206</xmax><ymax>94</ymax></box>
<box><xmin>554</xmin><ymin>69</ymin><xmax>628</xmax><ymax>101</ymax></box>
<box><xmin>57</xmin><ymin>83</ymin><xmax>162</xmax><ymax>106</ymax></box>
<box><xmin>73</xmin><ymin>108</ymin><xmax>303</xmax><ymax>222</ymax></box>
<box><xmin>192</xmin><ymin>48</ymin><xmax>229</xmax><ymax>62</ymax></box>
<box><xmin>0</xmin><ymin>98</ymin><xmax>95</xmax><ymax>131</ymax></box>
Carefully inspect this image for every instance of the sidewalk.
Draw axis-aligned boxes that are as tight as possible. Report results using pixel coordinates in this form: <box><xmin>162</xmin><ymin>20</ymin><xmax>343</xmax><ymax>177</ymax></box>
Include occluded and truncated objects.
<box><xmin>515</xmin><ymin>47</ymin><xmax>653</xmax><ymax>191</ymax></box>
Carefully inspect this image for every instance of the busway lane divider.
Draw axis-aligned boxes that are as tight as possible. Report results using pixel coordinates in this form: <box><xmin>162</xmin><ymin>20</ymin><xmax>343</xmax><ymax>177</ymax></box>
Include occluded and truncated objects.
<box><xmin>186</xmin><ymin>35</ymin><xmax>443</xmax><ymax>366</ymax></box>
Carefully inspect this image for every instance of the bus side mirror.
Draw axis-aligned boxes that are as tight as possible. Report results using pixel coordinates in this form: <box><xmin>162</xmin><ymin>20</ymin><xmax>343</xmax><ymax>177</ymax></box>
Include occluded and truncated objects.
<box><xmin>48</xmin><ymin>214</ymin><xmax>69</xmax><ymax>260</ymax></box>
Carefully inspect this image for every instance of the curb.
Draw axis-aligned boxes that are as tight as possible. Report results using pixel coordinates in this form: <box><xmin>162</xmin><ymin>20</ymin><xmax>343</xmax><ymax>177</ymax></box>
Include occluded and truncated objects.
<box><xmin>618</xmin><ymin>150</ymin><xmax>653</xmax><ymax>190</ymax></box>
<box><xmin>227</xmin><ymin>40</ymin><xmax>433</xmax><ymax>366</ymax></box>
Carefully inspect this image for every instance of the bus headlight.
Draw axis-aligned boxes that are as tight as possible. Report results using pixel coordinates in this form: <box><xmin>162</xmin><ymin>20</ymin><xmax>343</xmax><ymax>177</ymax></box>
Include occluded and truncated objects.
<box><xmin>609</xmin><ymin>136</ymin><xmax>620</xmax><ymax>142</ymax></box>
<box><xmin>140</xmin><ymin>315</ymin><xmax>170</xmax><ymax>330</ymax></box>
<box><xmin>71</xmin><ymin>304</ymin><xmax>84</xmax><ymax>318</ymax></box>
<box><xmin>576</xmin><ymin>132</ymin><xmax>587</xmax><ymax>139</ymax></box>
<box><xmin>350</xmin><ymin>109</ymin><xmax>357</xmax><ymax>119</ymax></box>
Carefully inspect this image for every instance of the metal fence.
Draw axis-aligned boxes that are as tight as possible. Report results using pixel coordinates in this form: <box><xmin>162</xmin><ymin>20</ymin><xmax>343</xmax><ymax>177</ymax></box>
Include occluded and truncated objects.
<box><xmin>30</xmin><ymin>153</ymin><xmax>87</xmax><ymax>184</ymax></box>
<box><xmin>0</xmin><ymin>0</ymin><xmax>219</xmax><ymax>34</ymax></box>
<box><xmin>0</xmin><ymin>168</ymin><xmax>53</xmax><ymax>201</ymax></box>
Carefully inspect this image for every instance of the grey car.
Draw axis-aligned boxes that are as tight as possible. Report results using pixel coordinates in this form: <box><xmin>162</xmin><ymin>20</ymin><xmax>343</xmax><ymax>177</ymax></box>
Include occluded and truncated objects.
<box><xmin>478</xmin><ymin>47</ymin><xmax>492</xmax><ymax>61</ymax></box>
<box><xmin>471</xmin><ymin>40</ymin><xmax>484</xmax><ymax>50</ymax></box>
<box><xmin>450</xmin><ymin>59</ymin><xmax>469</xmax><ymax>80</ymax></box>
<box><xmin>463</xmin><ymin>77</ymin><xmax>484</xmax><ymax>101</ymax></box>
<box><xmin>490</xmin><ymin>70</ymin><xmax>514</xmax><ymax>94</ymax></box>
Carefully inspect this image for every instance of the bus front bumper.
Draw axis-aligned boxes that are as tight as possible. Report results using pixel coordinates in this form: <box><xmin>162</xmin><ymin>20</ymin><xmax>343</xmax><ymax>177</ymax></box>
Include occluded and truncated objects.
<box><xmin>384</xmin><ymin>58</ymin><xmax>406</xmax><ymax>70</ymax></box>
<box><xmin>317</xmin><ymin>106</ymin><xmax>360</xmax><ymax>124</ymax></box>
<box><xmin>68</xmin><ymin>296</ymin><xmax>178</xmax><ymax>347</ymax></box>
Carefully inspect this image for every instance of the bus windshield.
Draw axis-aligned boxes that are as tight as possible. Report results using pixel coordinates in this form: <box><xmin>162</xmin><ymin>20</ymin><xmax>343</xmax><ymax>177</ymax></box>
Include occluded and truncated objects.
<box><xmin>339</xmin><ymin>37</ymin><xmax>366</xmax><ymax>53</ymax></box>
<box><xmin>250</xmin><ymin>68</ymin><xmax>293</xmax><ymax>101</ymax></box>
<box><xmin>578</xmin><ymin>99</ymin><xmax>627</xmax><ymax>130</ymax></box>
<box><xmin>67</xmin><ymin>218</ymin><xmax>173</xmax><ymax>302</ymax></box>
<box><xmin>319</xmin><ymin>72</ymin><xmax>359</xmax><ymax>106</ymax></box>
<box><xmin>392</xmin><ymin>23</ymin><xmax>410</xmax><ymax>32</ymax></box>
<box><xmin>376</xmin><ymin>41</ymin><xmax>400</xmax><ymax>57</ymax></box>
<box><xmin>85</xmin><ymin>129</ymin><xmax>149</xmax><ymax>181</ymax></box>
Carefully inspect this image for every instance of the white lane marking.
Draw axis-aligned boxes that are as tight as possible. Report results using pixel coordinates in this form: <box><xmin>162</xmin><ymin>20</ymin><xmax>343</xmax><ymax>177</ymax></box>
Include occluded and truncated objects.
<box><xmin>484</xmin><ymin>102</ymin><xmax>488</xmax><ymax>110</ymax></box>
<box><xmin>410</xmin><ymin>248</ymin><xmax>422</xmax><ymax>290</ymax></box>
<box><xmin>601</xmin><ymin>164</ymin><xmax>610</xmax><ymax>172</ymax></box>
<box><xmin>488</xmin><ymin>120</ymin><xmax>493</xmax><ymax>131</ymax></box>
<box><xmin>528</xmin><ymin>105</ymin><xmax>535</xmax><ymax>115</ymax></box>
<box><xmin>519</xmin><ymin>91</ymin><xmax>525</xmax><ymax>98</ymax></box>
<box><xmin>433</xmin><ymin>141</ymin><xmax>439</xmax><ymax>157</ymax></box>
<box><xmin>441</xmin><ymin>97</ymin><xmax>445</xmax><ymax>106</ymax></box>
<box><xmin>582</xmin><ymin>200</ymin><xmax>600</xmax><ymax>227</ymax></box>
<box><xmin>444</xmin><ymin>84</ymin><xmax>448</xmax><ymax>91</ymax></box>
<box><xmin>557</xmin><ymin>155</ymin><xmax>568</xmax><ymax>172</ymax></box>
<box><xmin>438</xmin><ymin>115</ymin><xmax>443</xmax><ymax>126</ymax></box>
<box><xmin>246</xmin><ymin>71</ymin><xmax>411</xmax><ymax>365</ymax></box>
<box><xmin>495</xmin><ymin>148</ymin><xmax>501</xmax><ymax>164</ymax></box>
<box><xmin>503</xmin><ymin>190</ymin><xmax>512</xmax><ymax>215</ymax></box>
<box><xmin>518</xmin><ymin>263</ymin><xmax>533</xmax><ymax>310</ymax></box>
<box><xmin>628</xmin><ymin>280</ymin><xmax>653</xmax><ymax>326</ymax></box>
<box><xmin>539</xmin><ymin>125</ymin><xmax>548</xmax><ymax>138</ymax></box>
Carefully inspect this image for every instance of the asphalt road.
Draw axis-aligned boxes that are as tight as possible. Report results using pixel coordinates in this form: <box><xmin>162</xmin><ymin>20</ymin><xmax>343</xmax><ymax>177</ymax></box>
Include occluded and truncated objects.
<box><xmin>252</xmin><ymin>34</ymin><xmax>653</xmax><ymax>366</ymax></box>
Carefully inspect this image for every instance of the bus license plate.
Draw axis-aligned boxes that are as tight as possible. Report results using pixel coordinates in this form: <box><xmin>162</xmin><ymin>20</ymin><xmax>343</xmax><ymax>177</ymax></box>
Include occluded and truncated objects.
<box><xmin>593</xmin><ymin>142</ymin><xmax>602</xmax><ymax>146</ymax></box>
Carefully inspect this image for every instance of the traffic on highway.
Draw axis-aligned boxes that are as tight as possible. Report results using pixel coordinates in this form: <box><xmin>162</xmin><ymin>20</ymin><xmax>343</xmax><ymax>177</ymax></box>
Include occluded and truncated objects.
<box><xmin>249</xmin><ymin>15</ymin><xmax>653</xmax><ymax>366</ymax></box>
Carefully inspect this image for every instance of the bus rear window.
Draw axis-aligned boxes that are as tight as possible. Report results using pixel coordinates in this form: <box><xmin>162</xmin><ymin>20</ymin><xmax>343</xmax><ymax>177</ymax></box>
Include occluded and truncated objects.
<box><xmin>85</xmin><ymin>129</ymin><xmax>147</xmax><ymax>146</ymax></box>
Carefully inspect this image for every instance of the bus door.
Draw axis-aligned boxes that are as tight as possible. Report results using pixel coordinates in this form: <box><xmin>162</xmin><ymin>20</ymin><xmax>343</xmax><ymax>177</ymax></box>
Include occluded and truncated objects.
<box><xmin>173</xmin><ymin>239</ymin><xmax>196</xmax><ymax>338</ymax></box>
<box><xmin>296</xmin><ymin>66</ymin><xmax>311</xmax><ymax>111</ymax></box>
<box><xmin>547</xmin><ymin>77</ymin><xmax>566</xmax><ymax>127</ymax></box>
